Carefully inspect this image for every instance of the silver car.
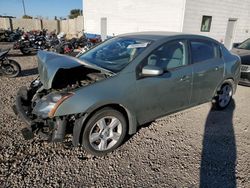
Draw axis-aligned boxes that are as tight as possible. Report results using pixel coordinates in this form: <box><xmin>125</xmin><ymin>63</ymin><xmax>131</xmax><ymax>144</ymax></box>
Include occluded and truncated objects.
<box><xmin>14</xmin><ymin>32</ymin><xmax>241</xmax><ymax>156</ymax></box>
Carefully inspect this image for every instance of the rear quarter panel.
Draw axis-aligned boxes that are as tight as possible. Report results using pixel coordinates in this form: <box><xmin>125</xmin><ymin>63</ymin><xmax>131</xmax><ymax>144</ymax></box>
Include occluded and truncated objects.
<box><xmin>222</xmin><ymin>45</ymin><xmax>241</xmax><ymax>91</ymax></box>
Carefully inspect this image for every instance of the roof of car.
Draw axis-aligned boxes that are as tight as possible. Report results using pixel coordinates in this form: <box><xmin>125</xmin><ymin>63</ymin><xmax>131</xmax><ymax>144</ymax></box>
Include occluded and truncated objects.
<box><xmin>118</xmin><ymin>31</ymin><xmax>218</xmax><ymax>43</ymax></box>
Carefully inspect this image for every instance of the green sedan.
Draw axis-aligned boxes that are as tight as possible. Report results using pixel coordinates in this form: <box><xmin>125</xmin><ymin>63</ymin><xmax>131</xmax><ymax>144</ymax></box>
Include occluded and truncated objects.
<box><xmin>14</xmin><ymin>32</ymin><xmax>241</xmax><ymax>156</ymax></box>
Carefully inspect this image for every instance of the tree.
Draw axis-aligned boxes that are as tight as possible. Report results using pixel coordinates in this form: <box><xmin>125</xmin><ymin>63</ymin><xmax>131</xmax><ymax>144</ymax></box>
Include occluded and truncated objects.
<box><xmin>68</xmin><ymin>9</ymin><xmax>82</xmax><ymax>19</ymax></box>
<box><xmin>22</xmin><ymin>14</ymin><xmax>32</xmax><ymax>19</ymax></box>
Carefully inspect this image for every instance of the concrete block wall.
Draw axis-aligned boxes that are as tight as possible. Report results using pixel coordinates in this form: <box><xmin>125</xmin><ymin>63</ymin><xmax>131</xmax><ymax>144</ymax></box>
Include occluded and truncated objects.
<box><xmin>0</xmin><ymin>16</ymin><xmax>84</xmax><ymax>37</ymax></box>
<box><xmin>68</xmin><ymin>19</ymin><xmax>77</xmax><ymax>36</ymax></box>
<box><xmin>12</xmin><ymin>18</ymin><xmax>41</xmax><ymax>31</ymax></box>
<box><xmin>60</xmin><ymin>16</ymin><xmax>84</xmax><ymax>37</ymax></box>
<box><xmin>76</xmin><ymin>16</ymin><xmax>84</xmax><ymax>34</ymax></box>
<box><xmin>60</xmin><ymin>19</ymin><xmax>69</xmax><ymax>34</ymax></box>
<box><xmin>42</xmin><ymin>19</ymin><xmax>59</xmax><ymax>33</ymax></box>
<box><xmin>0</xmin><ymin>18</ymin><xmax>7</xmax><ymax>29</ymax></box>
<box><xmin>0</xmin><ymin>18</ymin><xmax>12</xmax><ymax>30</ymax></box>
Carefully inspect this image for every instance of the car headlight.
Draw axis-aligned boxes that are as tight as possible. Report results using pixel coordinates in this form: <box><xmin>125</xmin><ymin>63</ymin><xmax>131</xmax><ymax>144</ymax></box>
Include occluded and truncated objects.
<box><xmin>32</xmin><ymin>92</ymin><xmax>74</xmax><ymax>118</ymax></box>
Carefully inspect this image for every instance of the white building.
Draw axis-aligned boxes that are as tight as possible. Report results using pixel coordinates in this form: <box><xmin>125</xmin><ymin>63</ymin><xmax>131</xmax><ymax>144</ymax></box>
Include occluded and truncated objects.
<box><xmin>83</xmin><ymin>0</ymin><xmax>250</xmax><ymax>49</ymax></box>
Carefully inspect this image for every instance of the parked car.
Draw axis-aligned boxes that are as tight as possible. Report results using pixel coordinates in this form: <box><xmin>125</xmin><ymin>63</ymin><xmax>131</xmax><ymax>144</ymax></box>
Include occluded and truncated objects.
<box><xmin>231</xmin><ymin>38</ymin><xmax>250</xmax><ymax>86</ymax></box>
<box><xmin>13</xmin><ymin>32</ymin><xmax>241</xmax><ymax>156</ymax></box>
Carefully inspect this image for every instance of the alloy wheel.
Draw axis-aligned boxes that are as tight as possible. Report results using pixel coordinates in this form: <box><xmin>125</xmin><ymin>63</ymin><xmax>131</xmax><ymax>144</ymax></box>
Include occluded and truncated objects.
<box><xmin>89</xmin><ymin>116</ymin><xmax>122</xmax><ymax>151</ymax></box>
<box><xmin>218</xmin><ymin>84</ymin><xmax>232</xmax><ymax>108</ymax></box>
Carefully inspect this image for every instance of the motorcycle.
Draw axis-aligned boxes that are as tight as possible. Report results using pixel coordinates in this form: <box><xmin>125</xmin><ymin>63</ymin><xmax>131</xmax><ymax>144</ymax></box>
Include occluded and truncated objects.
<box><xmin>13</xmin><ymin>34</ymin><xmax>47</xmax><ymax>55</ymax></box>
<box><xmin>55</xmin><ymin>32</ymin><xmax>101</xmax><ymax>55</ymax></box>
<box><xmin>0</xmin><ymin>49</ymin><xmax>21</xmax><ymax>77</ymax></box>
<box><xmin>13</xmin><ymin>30</ymin><xmax>50</xmax><ymax>55</ymax></box>
<box><xmin>0</xmin><ymin>28</ymin><xmax>23</xmax><ymax>42</ymax></box>
<box><xmin>75</xmin><ymin>46</ymin><xmax>91</xmax><ymax>57</ymax></box>
<box><xmin>45</xmin><ymin>31</ymin><xmax>61</xmax><ymax>52</ymax></box>
<box><xmin>9</xmin><ymin>28</ymin><xmax>24</xmax><ymax>42</ymax></box>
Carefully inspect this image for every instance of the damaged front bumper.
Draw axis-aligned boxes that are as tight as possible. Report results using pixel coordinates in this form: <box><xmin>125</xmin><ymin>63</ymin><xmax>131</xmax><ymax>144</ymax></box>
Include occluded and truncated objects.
<box><xmin>13</xmin><ymin>86</ymin><xmax>67</xmax><ymax>142</ymax></box>
<box><xmin>13</xmin><ymin>86</ymin><xmax>36</xmax><ymax>140</ymax></box>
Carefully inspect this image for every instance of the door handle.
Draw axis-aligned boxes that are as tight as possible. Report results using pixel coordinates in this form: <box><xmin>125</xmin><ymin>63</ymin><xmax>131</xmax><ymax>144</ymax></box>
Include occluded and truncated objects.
<box><xmin>214</xmin><ymin>66</ymin><xmax>219</xmax><ymax>71</ymax></box>
<box><xmin>180</xmin><ymin>75</ymin><xmax>189</xmax><ymax>81</ymax></box>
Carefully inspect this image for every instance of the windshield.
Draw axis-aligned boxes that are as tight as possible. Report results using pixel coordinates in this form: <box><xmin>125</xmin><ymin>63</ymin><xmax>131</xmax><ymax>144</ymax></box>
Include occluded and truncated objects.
<box><xmin>237</xmin><ymin>38</ymin><xmax>250</xmax><ymax>50</ymax></box>
<box><xmin>79</xmin><ymin>37</ymin><xmax>151</xmax><ymax>73</ymax></box>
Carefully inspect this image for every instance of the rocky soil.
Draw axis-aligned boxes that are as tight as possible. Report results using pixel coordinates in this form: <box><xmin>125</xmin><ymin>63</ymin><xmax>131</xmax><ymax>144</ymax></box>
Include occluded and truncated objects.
<box><xmin>0</xmin><ymin>43</ymin><xmax>249</xmax><ymax>187</ymax></box>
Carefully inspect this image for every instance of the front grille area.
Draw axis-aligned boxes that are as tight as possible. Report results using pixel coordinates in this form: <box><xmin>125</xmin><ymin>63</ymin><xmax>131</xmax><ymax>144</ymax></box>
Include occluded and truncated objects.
<box><xmin>241</xmin><ymin>65</ymin><xmax>250</xmax><ymax>72</ymax></box>
<box><xmin>240</xmin><ymin>72</ymin><xmax>250</xmax><ymax>85</ymax></box>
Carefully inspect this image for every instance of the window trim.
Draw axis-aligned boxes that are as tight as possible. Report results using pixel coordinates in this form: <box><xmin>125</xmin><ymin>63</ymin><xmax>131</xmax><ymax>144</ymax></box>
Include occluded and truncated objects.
<box><xmin>136</xmin><ymin>39</ymin><xmax>190</xmax><ymax>79</ymax></box>
<box><xmin>200</xmin><ymin>15</ymin><xmax>212</xmax><ymax>32</ymax></box>
<box><xmin>189</xmin><ymin>39</ymin><xmax>221</xmax><ymax>64</ymax></box>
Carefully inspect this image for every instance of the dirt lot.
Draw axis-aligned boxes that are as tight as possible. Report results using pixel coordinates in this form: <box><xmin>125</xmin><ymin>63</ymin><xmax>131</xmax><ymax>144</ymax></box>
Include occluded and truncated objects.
<box><xmin>0</xmin><ymin>43</ymin><xmax>249</xmax><ymax>188</ymax></box>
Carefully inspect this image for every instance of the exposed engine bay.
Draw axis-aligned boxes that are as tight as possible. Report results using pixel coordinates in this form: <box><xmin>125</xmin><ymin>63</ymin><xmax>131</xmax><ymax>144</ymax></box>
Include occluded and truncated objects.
<box><xmin>13</xmin><ymin>64</ymin><xmax>110</xmax><ymax>143</ymax></box>
<box><xmin>51</xmin><ymin>66</ymin><xmax>108</xmax><ymax>89</ymax></box>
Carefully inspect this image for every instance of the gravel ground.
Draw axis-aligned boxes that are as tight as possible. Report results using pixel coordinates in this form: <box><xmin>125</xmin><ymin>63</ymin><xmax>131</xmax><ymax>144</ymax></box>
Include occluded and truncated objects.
<box><xmin>0</xmin><ymin>43</ymin><xmax>249</xmax><ymax>188</ymax></box>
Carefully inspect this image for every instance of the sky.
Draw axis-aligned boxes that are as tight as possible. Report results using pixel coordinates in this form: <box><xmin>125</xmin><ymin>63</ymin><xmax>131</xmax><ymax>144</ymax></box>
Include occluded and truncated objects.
<box><xmin>0</xmin><ymin>0</ymin><xmax>83</xmax><ymax>19</ymax></box>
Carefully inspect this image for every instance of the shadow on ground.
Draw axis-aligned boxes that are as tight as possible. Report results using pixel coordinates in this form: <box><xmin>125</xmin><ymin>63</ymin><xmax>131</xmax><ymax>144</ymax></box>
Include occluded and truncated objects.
<box><xmin>8</xmin><ymin>53</ymin><xmax>35</xmax><ymax>57</ymax></box>
<box><xmin>200</xmin><ymin>99</ymin><xmax>236</xmax><ymax>188</ymax></box>
<box><xmin>19</xmin><ymin>67</ymin><xmax>38</xmax><ymax>77</ymax></box>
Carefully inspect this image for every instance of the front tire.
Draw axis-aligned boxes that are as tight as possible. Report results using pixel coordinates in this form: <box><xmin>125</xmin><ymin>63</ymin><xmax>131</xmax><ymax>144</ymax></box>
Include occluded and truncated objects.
<box><xmin>2</xmin><ymin>59</ymin><xmax>21</xmax><ymax>78</ymax></box>
<box><xmin>213</xmin><ymin>83</ymin><xmax>233</xmax><ymax>110</ymax></box>
<box><xmin>82</xmin><ymin>107</ymin><xmax>127</xmax><ymax>156</ymax></box>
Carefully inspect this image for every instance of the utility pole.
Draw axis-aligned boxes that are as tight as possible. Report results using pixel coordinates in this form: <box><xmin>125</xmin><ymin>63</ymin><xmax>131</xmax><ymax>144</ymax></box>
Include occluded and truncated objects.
<box><xmin>22</xmin><ymin>0</ymin><xmax>26</xmax><ymax>15</ymax></box>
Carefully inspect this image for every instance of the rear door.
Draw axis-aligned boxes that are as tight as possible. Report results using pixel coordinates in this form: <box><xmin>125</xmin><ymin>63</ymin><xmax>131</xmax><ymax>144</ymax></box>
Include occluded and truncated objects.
<box><xmin>189</xmin><ymin>40</ymin><xmax>224</xmax><ymax>105</ymax></box>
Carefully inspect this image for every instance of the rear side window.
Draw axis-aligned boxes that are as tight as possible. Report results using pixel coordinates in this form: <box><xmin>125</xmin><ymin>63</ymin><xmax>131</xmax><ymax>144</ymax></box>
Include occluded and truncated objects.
<box><xmin>191</xmin><ymin>40</ymin><xmax>220</xmax><ymax>63</ymax></box>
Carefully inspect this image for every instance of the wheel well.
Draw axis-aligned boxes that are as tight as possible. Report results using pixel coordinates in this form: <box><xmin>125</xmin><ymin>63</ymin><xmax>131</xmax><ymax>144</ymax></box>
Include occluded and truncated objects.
<box><xmin>213</xmin><ymin>78</ymin><xmax>235</xmax><ymax>98</ymax></box>
<box><xmin>99</xmin><ymin>104</ymin><xmax>129</xmax><ymax>126</ymax></box>
<box><xmin>220</xmin><ymin>78</ymin><xmax>235</xmax><ymax>93</ymax></box>
<box><xmin>78</xmin><ymin>104</ymin><xmax>130</xmax><ymax>145</ymax></box>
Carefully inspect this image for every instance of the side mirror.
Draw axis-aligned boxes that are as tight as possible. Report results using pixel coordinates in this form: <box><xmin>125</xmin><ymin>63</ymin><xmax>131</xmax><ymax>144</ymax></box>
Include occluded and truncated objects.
<box><xmin>142</xmin><ymin>65</ymin><xmax>163</xmax><ymax>77</ymax></box>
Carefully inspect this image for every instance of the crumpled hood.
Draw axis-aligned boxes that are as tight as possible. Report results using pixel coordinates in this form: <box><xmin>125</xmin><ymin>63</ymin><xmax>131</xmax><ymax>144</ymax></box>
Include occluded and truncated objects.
<box><xmin>37</xmin><ymin>50</ymin><xmax>112</xmax><ymax>89</ymax></box>
<box><xmin>231</xmin><ymin>48</ymin><xmax>250</xmax><ymax>65</ymax></box>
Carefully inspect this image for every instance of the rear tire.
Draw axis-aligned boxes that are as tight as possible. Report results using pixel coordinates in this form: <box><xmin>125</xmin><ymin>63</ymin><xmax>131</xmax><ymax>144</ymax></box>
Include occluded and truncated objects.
<box><xmin>213</xmin><ymin>83</ymin><xmax>233</xmax><ymax>110</ymax></box>
<box><xmin>2</xmin><ymin>59</ymin><xmax>21</xmax><ymax>78</ymax></box>
<box><xmin>20</xmin><ymin>48</ymin><xmax>31</xmax><ymax>55</ymax></box>
<box><xmin>81</xmin><ymin>107</ymin><xmax>127</xmax><ymax>156</ymax></box>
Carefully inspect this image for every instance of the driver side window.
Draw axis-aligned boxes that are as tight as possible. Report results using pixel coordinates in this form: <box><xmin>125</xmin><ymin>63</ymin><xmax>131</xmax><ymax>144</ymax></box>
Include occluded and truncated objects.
<box><xmin>146</xmin><ymin>40</ymin><xmax>187</xmax><ymax>71</ymax></box>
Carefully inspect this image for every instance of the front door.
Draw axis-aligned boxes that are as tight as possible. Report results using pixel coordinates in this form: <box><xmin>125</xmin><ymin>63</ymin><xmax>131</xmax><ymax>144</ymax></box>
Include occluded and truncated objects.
<box><xmin>135</xmin><ymin>40</ymin><xmax>192</xmax><ymax>124</ymax></box>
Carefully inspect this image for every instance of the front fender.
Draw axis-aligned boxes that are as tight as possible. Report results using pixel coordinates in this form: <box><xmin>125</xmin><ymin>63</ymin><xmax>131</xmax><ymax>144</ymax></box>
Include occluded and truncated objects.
<box><xmin>54</xmin><ymin>72</ymin><xmax>137</xmax><ymax>117</ymax></box>
<box><xmin>54</xmin><ymin>85</ymin><xmax>131</xmax><ymax>117</ymax></box>
<box><xmin>54</xmin><ymin>73</ymin><xmax>138</xmax><ymax>137</ymax></box>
